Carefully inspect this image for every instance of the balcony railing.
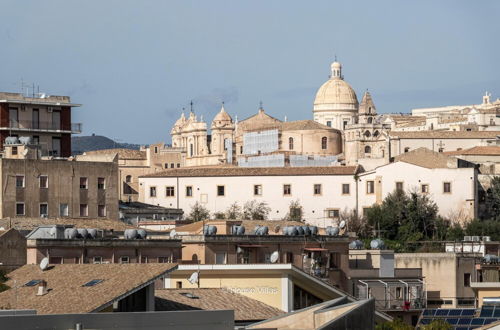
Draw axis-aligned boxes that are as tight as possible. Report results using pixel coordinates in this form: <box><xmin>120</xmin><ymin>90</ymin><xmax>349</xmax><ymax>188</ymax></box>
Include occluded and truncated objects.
<box><xmin>6</xmin><ymin>120</ymin><xmax>82</xmax><ymax>134</ymax></box>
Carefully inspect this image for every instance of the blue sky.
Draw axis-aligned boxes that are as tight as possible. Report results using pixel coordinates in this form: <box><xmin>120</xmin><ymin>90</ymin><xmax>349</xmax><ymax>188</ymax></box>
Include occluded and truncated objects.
<box><xmin>0</xmin><ymin>1</ymin><xmax>498</xmax><ymax>144</ymax></box>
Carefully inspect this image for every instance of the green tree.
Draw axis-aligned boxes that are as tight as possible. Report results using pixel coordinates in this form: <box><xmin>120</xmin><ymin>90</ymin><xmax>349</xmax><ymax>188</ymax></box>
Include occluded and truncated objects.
<box><xmin>186</xmin><ymin>202</ymin><xmax>210</xmax><ymax>222</ymax></box>
<box><xmin>365</xmin><ymin>190</ymin><xmax>444</xmax><ymax>251</ymax></box>
<box><xmin>243</xmin><ymin>200</ymin><xmax>271</xmax><ymax>220</ymax></box>
<box><xmin>285</xmin><ymin>200</ymin><xmax>303</xmax><ymax>222</ymax></box>
<box><xmin>421</xmin><ymin>319</ymin><xmax>452</xmax><ymax>330</ymax></box>
<box><xmin>484</xmin><ymin>176</ymin><xmax>500</xmax><ymax>220</ymax></box>
<box><xmin>375</xmin><ymin>318</ymin><xmax>413</xmax><ymax>330</ymax></box>
<box><xmin>340</xmin><ymin>208</ymin><xmax>370</xmax><ymax>237</ymax></box>
<box><xmin>225</xmin><ymin>202</ymin><xmax>242</xmax><ymax>220</ymax></box>
<box><xmin>465</xmin><ymin>219</ymin><xmax>500</xmax><ymax>241</ymax></box>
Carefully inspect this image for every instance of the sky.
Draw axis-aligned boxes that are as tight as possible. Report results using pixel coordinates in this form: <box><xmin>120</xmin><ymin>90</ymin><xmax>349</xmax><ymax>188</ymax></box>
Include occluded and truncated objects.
<box><xmin>0</xmin><ymin>1</ymin><xmax>499</xmax><ymax>144</ymax></box>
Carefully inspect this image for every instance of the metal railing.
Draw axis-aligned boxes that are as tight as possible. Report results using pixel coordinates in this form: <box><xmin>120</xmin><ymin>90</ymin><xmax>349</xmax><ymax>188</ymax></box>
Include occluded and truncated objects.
<box><xmin>6</xmin><ymin>120</ymin><xmax>82</xmax><ymax>133</ymax></box>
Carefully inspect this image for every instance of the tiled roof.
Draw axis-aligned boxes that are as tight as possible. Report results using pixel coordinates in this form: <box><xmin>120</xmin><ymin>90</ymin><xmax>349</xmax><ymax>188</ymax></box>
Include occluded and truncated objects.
<box><xmin>281</xmin><ymin>120</ymin><xmax>338</xmax><ymax>131</ymax></box>
<box><xmin>140</xmin><ymin>166</ymin><xmax>358</xmax><ymax>178</ymax></box>
<box><xmin>389</xmin><ymin>131</ymin><xmax>500</xmax><ymax>139</ymax></box>
<box><xmin>394</xmin><ymin>147</ymin><xmax>458</xmax><ymax>169</ymax></box>
<box><xmin>0</xmin><ymin>217</ymin><xmax>137</xmax><ymax>231</ymax></box>
<box><xmin>155</xmin><ymin>288</ymin><xmax>284</xmax><ymax>321</ymax></box>
<box><xmin>444</xmin><ymin>146</ymin><xmax>500</xmax><ymax>156</ymax></box>
<box><xmin>0</xmin><ymin>263</ymin><xmax>177</xmax><ymax>314</ymax></box>
<box><xmin>84</xmin><ymin>148</ymin><xmax>146</xmax><ymax>160</ymax></box>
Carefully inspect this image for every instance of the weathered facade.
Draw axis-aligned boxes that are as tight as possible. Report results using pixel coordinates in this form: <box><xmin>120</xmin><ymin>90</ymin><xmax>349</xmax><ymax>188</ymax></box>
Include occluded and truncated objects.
<box><xmin>0</xmin><ymin>157</ymin><xmax>119</xmax><ymax>220</ymax></box>
<box><xmin>0</xmin><ymin>228</ymin><xmax>27</xmax><ymax>273</ymax></box>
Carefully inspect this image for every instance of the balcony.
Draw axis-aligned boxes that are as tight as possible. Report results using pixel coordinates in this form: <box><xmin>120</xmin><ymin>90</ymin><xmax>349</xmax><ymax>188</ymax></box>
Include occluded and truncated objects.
<box><xmin>4</xmin><ymin>120</ymin><xmax>82</xmax><ymax>134</ymax></box>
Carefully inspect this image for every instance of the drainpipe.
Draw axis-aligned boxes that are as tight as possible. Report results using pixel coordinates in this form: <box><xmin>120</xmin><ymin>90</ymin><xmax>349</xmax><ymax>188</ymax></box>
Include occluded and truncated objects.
<box><xmin>359</xmin><ymin>280</ymin><xmax>369</xmax><ymax>300</ymax></box>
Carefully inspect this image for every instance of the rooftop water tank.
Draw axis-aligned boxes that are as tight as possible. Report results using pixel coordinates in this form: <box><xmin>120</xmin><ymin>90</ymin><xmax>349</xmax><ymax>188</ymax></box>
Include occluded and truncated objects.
<box><xmin>77</xmin><ymin>228</ymin><xmax>88</xmax><ymax>239</ymax></box>
<box><xmin>137</xmin><ymin>229</ymin><xmax>147</xmax><ymax>239</ymax></box>
<box><xmin>370</xmin><ymin>239</ymin><xmax>385</xmax><ymax>250</ymax></box>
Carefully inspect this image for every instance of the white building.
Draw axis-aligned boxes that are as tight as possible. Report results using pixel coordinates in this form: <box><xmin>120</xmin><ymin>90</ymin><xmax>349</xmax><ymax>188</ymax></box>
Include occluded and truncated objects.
<box><xmin>358</xmin><ymin>148</ymin><xmax>477</xmax><ymax>222</ymax></box>
<box><xmin>139</xmin><ymin>166</ymin><xmax>358</xmax><ymax>227</ymax></box>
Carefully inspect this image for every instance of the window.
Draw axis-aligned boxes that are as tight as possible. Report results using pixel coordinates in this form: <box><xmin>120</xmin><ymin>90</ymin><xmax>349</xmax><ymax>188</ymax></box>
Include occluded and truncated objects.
<box><xmin>288</xmin><ymin>137</ymin><xmax>294</xmax><ymax>150</ymax></box>
<box><xmin>159</xmin><ymin>256</ymin><xmax>172</xmax><ymax>263</ymax></box>
<box><xmin>404</xmin><ymin>147</ymin><xmax>410</xmax><ymax>153</ymax></box>
<box><xmin>327</xmin><ymin>209</ymin><xmax>340</xmax><ymax>219</ymax></box>
<box><xmin>364</xmin><ymin>146</ymin><xmax>371</xmax><ymax>154</ymax></box>
<box><xmin>120</xmin><ymin>256</ymin><xmax>130</xmax><ymax>264</ymax></box>
<box><xmin>93</xmin><ymin>256</ymin><xmax>102</xmax><ymax>264</ymax></box>
<box><xmin>364</xmin><ymin>130</ymin><xmax>371</xmax><ymax>138</ymax></box>
<box><xmin>16</xmin><ymin>175</ymin><xmax>25</xmax><ymax>188</ymax></box>
<box><xmin>125</xmin><ymin>175</ymin><xmax>132</xmax><ymax>183</ymax></box>
<box><xmin>396</xmin><ymin>182</ymin><xmax>404</xmax><ymax>192</ymax></box>
<box><xmin>329</xmin><ymin>252</ymin><xmax>340</xmax><ymax>269</ymax></box>
<box><xmin>98</xmin><ymin>205</ymin><xmax>106</xmax><ymax>217</ymax></box>
<box><xmin>438</xmin><ymin>148</ymin><xmax>444</xmax><ymax>153</ymax></box>
<box><xmin>170</xmin><ymin>163</ymin><xmax>174</xmax><ymax>168</ymax></box>
<box><xmin>59</xmin><ymin>203</ymin><xmax>69</xmax><ymax>217</ymax></box>
<box><xmin>141</xmin><ymin>256</ymin><xmax>148</xmax><ymax>263</ymax></box>
<box><xmin>283</xmin><ymin>184</ymin><xmax>292</xmax><ymax>196</ymax></box>
<box><xmin>16</xmin><ymin>203</ymin><xmax>25</xmax><ymax>216</ymax></box>
<box><xmin>80</xmin><ymin>177</ymin><xmax>88</xmax><ymax>189</ymax></box>
<box><xmin>176</xmin><ymin>281</ymin><xmax>182</xmax><ymax>289</ymax></box>
<box><xmin>186</xmin><ymin>186</ymin><xmax>193</xmax><ymax>197</ymax></box>
<box><xmin>313</xmin><ymin>184</ymin><xmax>322</xmax><ymax>195</ymax></box>
<box><xmin>443</xmin><ymin>182</ymin><xmax>451</xmax><ymax>193</ymax></box>
<box><xmin>165</xmin><ymin>186</ymin><xmax>175</xmax><ymax>197</ymax></box>
<box><xmin>421</xmin><ymin>184</ymin><xmax>429</xmax><ymax>194</ymax></box>
<box><xmin>83</xmin><ymin>279</ymin><xmax>103</xmax><ymax>287</ymax></box>
<box><xmin>217</xmin><ymin>185</ymin><xmax>225</xmax><ymax>196</ymax></box>
<box><xmin>49</xmin><ymin>256</ymin><xmax>63</xmax><ymax>264</ymax></box>
<box><xmin>343</xmin><ymin>120</ymin><xmax>348</xmax><ymax>129</ymax></box>
<box><xmin>254</xmin><ymin>184</ymin><xmax>262</xmax><ymax>196</ymax></box>
<box><xmin>39</xmin><ymin>175</ymin><xmax>48</xmax><ymax>188</ymax></box>
<box><xmin>154</xmin><ymin>146</ymin><xmax>158</xmax><ymax>153</ymax></box>
<box><xmin>464</xmin><ymin>273</ymin><xmax>471</xmax><ymax>287</ymax></box>
<box><xmin>367</xmin><ymin>117</ymin><xmax>373</xmax><ymax>124</ymax></box>
<box><xmin>39</xmin><ymin>203</ymin><xmax>48</xmax><ymax>217</ymax></box>
<box><xmin>177</xmin><ymin>163</ymin><xmax>181</xmax><ymax>168</ymax></box>
<box><xmin>12</xmin><ymin>146</ymin><xmax>18</xmax><ymax>155</ymax></box>
<box><xmin>150</xmin><ymin>186</ymin><xmax>157</xmax><ymax>197</ymax></box>
<box><xmin>97</xmin><ymin>177</ymin><xmax>105</xmax><ymax>189</ymax></box>
<box><xmin>321</xmin><ymin>137</ymin><xmax>327</xmax><ymax>150</ymax></box>
<box><xmin>80</xmin><ymin>204</ymin><xmax>88</xmax><ymax>217</ymax></box>
<box><xmin>366</xmin><ymin>181</ymin><xmax>375</xmax><ymax>194</ymax></box>
<box><xmin>363</xmin><ymin>207</ymin><xmax>371</xmax><ymax>216</ymax></box>
<box><xmin>326</xmin><ymin>121</ymin><xmax>332</xmax><ymax>127</ymax></box>
<box><xmin>342</xmin><ymin>184</ymin><xmax>350</xmax><ymax>195</ymax></box>
<box><xmin>215</xmin><ymin>252</ymin><xmax>227</xmax><ymax>264</ymax></box>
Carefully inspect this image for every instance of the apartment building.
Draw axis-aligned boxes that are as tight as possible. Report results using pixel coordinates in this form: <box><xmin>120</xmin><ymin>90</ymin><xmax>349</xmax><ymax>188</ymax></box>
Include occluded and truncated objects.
<box><xmin>0</xmin><ymin>92</ymin><xmax>81</xmax><ymax>157</ymax></box>
<box><xmin>139</xmin><ymin>166</ymin><xmax>359</xmax><ymax>227</ymax></box>
<box><xmin>0</xmin><ymin>156</ymin><xmax>119</xmax><ymax>220</ymax></box>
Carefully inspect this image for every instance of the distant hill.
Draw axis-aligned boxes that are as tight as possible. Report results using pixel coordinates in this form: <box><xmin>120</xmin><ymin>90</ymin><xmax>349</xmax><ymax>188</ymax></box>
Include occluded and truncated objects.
<box><xmin>72</xmin><ymin>135</ymin><xmax>142</xmax><ymax>154</ymax></box>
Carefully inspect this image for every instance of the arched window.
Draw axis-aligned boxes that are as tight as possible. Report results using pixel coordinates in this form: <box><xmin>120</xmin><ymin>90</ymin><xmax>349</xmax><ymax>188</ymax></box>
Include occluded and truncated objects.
<box><xmin>365</xmin><ymin>146</ymin><xmax>371</xmax><ymax>154</ymax></box>
<box><xmin>367</xmin><ymin>117</ymin><xmax>373</xmax><ymax>124</ymax></box>
<box><xmin>321</xmin><ymin>137</ymin><xmax>327</xmax><ymax>150</ymax></box>
<box><xmin>404</xmin><ymin>147</ymin><xmax>410</xmax><ymax>153</ymax></box>
<box><xmin>125</xmin><ymin>175</ymin><xmax>132</xmax><ymax>183</ymax></box>
<box><xmin>289</xmin><ymin>137</ymin><xmax>294</xmax><ymax>150</ymax></box>
<box><xmin>190</xmin><ymin>144</ymin><xmax>194</xmax><ymax>157</ymax></box>
<box><xmin>373</xmin><ymin>130</ymin><xmax>379</xmax><ymax>137</ymax></box>
<box><xmin>364</xmin><ymin>130</ymin><xmax>371</xmax><ymax>138</ymax></box>
<box><xmin>223</xmin><ymin>138</ymin><xmax>228</xmax><ymax>150</ymax></box>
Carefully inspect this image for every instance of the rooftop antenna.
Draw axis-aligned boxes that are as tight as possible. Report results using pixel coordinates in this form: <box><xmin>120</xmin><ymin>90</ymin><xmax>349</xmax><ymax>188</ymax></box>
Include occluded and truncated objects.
<box><xmin>190</xmin><ymin>100</ymin><xmax>194</xmax><ymax>113</ymax></box>
<box><xmin>334</xmin><ymin>54</ymin><xmax>337</xmax><ymax>62</ymax></box>
<box><xmin>259</xmin><ymin>101</ymin><xmax>263</xmax><ymax>110</ymax></box>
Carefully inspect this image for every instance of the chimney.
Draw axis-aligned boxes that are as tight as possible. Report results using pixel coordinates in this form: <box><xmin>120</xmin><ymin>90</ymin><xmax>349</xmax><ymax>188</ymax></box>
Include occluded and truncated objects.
<box><xmin>36</xmin><ymin>280</ymin><xmax>48</xmax><ymax>296</ymax></box>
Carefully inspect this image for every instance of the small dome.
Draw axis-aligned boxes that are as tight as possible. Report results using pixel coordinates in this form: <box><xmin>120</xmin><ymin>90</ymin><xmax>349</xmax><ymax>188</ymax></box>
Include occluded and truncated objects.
<box><xmin>213</xmin><ymin>104</ymin><xmax>232</xmax><ymax>122</ymax></box>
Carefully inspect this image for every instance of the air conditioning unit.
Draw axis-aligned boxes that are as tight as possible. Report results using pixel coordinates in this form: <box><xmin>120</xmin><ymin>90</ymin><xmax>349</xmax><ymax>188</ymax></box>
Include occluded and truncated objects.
<box><xmin>472</xmin><ymin>236</ymin><xmax>481</xmax><ymax>242</ymax></box>
<box><xmin>483</xmin><ymin>236</ymin><xmax>491</xmax><ymax>242</ymax></box>
<box><xmin>464</xmin><ymin>236</ymin><xmax>472</xmax><ymax>241</ymax></box>
<box><xmin>47</xmin><ymin>107</ymin><xmax>53</xmax><ymax>113</ymax></box>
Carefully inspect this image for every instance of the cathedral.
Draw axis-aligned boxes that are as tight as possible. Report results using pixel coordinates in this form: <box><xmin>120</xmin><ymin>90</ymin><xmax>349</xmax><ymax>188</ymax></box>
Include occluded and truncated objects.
<box><xmin>169</xmin><ymin>59</ymin><xmax>388</xmax><ymax>168</ymax></box>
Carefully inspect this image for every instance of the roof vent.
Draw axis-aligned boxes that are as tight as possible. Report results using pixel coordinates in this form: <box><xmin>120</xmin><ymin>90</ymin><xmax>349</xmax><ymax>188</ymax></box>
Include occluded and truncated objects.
<box><xmin>180</xmin><ymin>292</ymin><xmax>199</xmax><ymax>299</ymax></box>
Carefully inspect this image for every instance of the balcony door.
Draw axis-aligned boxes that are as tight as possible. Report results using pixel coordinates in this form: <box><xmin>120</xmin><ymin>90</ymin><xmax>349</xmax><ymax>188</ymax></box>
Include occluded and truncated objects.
<box><xmin>52</xmin><ymin>110</ymin><xmax>61</xmax><ymax>130</ymax></box>
<box><xmin>9</xmin><ymin>108</ymin><xmax>18</xmax><ymax>128</ymax></box>
<box><xmin>52</xmin><ymin>137</ymin><xmax>61</xmax><ymax>157</ymax></box>
<box><xmin>32</xmin><ymin>109</ymin><xmax>39</xmax><ymax>129</ymax></box>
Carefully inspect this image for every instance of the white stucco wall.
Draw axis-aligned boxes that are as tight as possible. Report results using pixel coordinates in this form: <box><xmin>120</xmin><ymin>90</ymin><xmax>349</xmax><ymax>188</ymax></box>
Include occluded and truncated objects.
<box><xmin>139</xmin><ymin>174</ymin><xmax>358</xmax><ymax>227</ymax></box>
<box><xmin>358</xmin><ymin>162</ymin><xmax>476</xmax><ymax>220</ymax></box>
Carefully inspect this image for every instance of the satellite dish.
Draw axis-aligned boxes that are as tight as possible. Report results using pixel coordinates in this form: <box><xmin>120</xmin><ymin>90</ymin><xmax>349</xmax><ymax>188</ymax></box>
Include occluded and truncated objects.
<box><xmin>40</xmin><ymin>257</ymin><xmax>49</xmax><ymax>271</ymax></box>
<box><xmin>236</xmin><ymin>246</ymin><xmax>244</xmax><ymax>254</ymax></box>
<box><xmin>22</xmin><ymin>149</ymin><xmax>29</xmax><ymax>156</ymax></box>
<box><xmin>270</xmin><ymin>251</ymin><xmax>279</xmax><ymax>263</ymax></box>
<box><xmin>188</xmin><ymin>272</ymin><xmax>199</xmax><ymax>285</ymax></box>
<box><xmin>169</xmin><ymin>230</ymin><xmax>177</xmax><ymax>238</ymax></box>
<box><xmin>339</xmin><ymin>220</ymin><xmax>346</xmax><ymax>229</ymax></box>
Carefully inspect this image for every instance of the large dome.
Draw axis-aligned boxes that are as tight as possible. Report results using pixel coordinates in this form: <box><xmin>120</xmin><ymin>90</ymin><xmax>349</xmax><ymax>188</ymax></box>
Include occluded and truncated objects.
<box><xmin>313</xmin><ymin>61</ymin><xmax>358</xmax><ymax>113</ymax></box>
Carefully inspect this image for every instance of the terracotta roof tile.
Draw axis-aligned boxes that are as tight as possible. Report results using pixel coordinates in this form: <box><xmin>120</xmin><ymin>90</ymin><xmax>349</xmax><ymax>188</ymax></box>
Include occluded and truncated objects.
<box><xmin>394</xmin><ymin>147</ymin><xmax>458</xmax><ymax>169</ymax></box>
<box><xmin>0</xmin><ymin>217</ymin><xmax>137</xmax><ymax>231</ymax></box>
<box><xmin>155</xmin><ymin>288</ymin><xmax>284</xmax><ymax>321</ymax></box>
<box><xmin>444</xmin><ymin>146</ymin><xmax>500</xmax><ymax>156</ymax></box>
<box><xmin>0</xmin><ymin>263</ymin><xmax>177</xmax><ymax>314</ymax></box>
<box><xmin>84</xmin><ymin>148</ymin><xmax>146</xmax><ymax>160</ymax></box>
<box><xmin>140</xmin><ymin>166</ymin><xmax>358</xmax><ymax>178</ymax></box>
<box><xmin>389</xmin><ymin>131</ymin><xmax>500</xmax><ymax>139</ymax></box>
<box><xmin>281</xmin><ymin>120</ymin><xmax>338</xmax><ymax>131</ymax></box>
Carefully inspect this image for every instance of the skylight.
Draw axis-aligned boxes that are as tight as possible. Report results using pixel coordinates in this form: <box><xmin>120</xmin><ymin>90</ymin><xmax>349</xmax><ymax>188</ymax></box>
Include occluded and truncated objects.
<box><xmin>179</xmin><ymin>292</ymin><xmax>199</xmax><ymax>299</ymax></box>
<box><xmin>82</xmin><ymin>279</ymin><xmax>103</xmax><ymax>287</ymax></box>
<box><xmin>24</xmin><ymin>280</ymin><xmax>41</xmax><ymax>287</ymax></box>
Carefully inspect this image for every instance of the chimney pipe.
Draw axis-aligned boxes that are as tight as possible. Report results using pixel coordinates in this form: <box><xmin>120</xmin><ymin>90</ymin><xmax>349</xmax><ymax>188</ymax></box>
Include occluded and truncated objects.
<box><xmin>36</xmin><ymin>280</ymin><xmax>48</xmax><ymax>296</ymax></box>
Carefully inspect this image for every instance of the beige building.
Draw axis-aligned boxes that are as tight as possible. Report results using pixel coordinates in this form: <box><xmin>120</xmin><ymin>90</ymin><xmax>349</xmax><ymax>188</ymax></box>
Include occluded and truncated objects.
<box><xmin>0</xmin><ymin>155</ymin><xmax>119</xmax><ymax>220</ymax></box>
<box><xmin>84</xmin><ymin>143</ymin><xmax>184</xmax><ymax>202</ymax></box>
